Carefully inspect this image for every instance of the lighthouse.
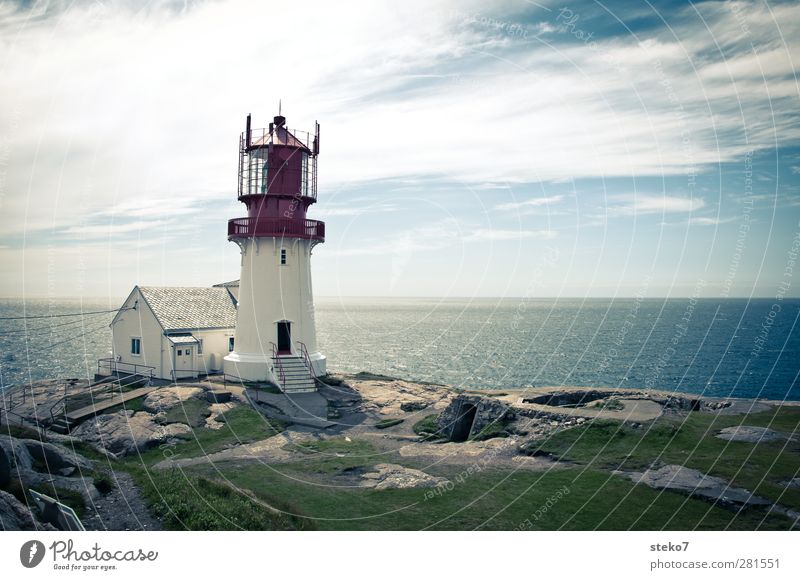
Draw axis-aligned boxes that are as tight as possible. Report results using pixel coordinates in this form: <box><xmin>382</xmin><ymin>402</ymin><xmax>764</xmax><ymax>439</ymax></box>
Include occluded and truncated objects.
<box><xmin>223</xmin><ymin>112</ymin><xmax>326</xmax><ymax>392</ymax></box>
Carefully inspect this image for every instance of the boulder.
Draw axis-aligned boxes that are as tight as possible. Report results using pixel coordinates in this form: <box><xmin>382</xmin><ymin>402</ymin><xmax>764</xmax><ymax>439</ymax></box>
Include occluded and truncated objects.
<box><xmin>716</xmin><ymin>426</ymin><xmax>795</xmax><ymax>443</ymax></box>
<box><xmin>0</xmin><ymin>435</ymin><xmax>34</xmax><ymax>472</ymax></box>
<box><xmin>71</xmin><ymin>410</ymin><xmax>192</xmax><ymax>457</ymax></box>
<box><xmin>21</xmin><ymin>439</ymin><xmax>94</xmax><ymax>473</ymax></box>
<box><xmin>0</xmin><ymin>489</ymin><xmax>37</xmax><ymax>530</ymax></box>
<box><xmin>360</xmin><ymin>464</ymin><xmax>449</xmax><ymax>490</ymax></box>
<box><xmin>142</xmin><ymin>386</ymin><xmax>203</xmax><ymax>413</ymax></box>
<box><xmin>0</xmin><ymin>443</ymin><xmax>10</xmax><ymax>488</ymax></box>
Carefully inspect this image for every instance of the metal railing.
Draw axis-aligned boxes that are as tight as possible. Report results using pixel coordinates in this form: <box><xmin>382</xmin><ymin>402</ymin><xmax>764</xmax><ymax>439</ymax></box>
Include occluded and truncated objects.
<box><xmin>296</xmin><ymin>341</ymin><xmax>315</xmax><ymax>380</ymax></box>
<box><xmin>270</xmin><ymin>342</ymin><xmax>286</xmax><ymax>389</ymax></box>
<box><xmin>238</xmin><ymin>126</ymin><xmax>319</xmax><ymax>200</ymax></box>
<box><xmin>97</xmin><ymin>358</ymin><xmax>156</xmax><ymax>379</ymax></box>
<box><xmin>227</xmin><ymin>217</ymin><xmax>324</xmax><ymax>242</ymax></box>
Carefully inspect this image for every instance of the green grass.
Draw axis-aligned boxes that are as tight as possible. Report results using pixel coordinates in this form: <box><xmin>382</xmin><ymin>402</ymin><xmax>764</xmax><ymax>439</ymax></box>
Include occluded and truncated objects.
<box><xmin>120</xmin><ymin>406</ymin><xmax>286</xmax><ymax>467</ymax></box>
<box><xmin>158</xmin><ymin>397</ymin><xmax>211</xmax><ymax>428</ymax></box>
<box><xmin>412</xmin><ymin>414</ymin><xmax>446</xmax><ymax>441</ymax></box>
<box><xmin>185</xmin><ymin>460</ymin><xmax>793</xmax><ymax>530</ymax></box>
<box><xmin>375</xmin><ymin>418</ymin><xmax>404</xmax><ymax>429</ymax></box>
<box><xmin>2</xmin><ymin>478</ymin><xmax>87</xmax><ymax>519</ymax></box>
<box><xmin>524</xmin><ymin>408</ymin><xmax>800</xmax><ymax>509</ymax></box>
<box><xmin>127</xmin><ymin>466</ymin><xmax>312</xmax><ymax>530</ymax></box>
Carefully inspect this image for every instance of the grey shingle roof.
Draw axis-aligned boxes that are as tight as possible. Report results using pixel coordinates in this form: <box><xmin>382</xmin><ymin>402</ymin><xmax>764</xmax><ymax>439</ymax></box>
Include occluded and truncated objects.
<box><xmin>138</xmin><ymin>286</ymin><xmax>236</xmax><ymax>330</ymax></box>
<box><xmin>212</xmin><ymin>280</ymin><xmax>240</xmax><ymax>288</ymax></box>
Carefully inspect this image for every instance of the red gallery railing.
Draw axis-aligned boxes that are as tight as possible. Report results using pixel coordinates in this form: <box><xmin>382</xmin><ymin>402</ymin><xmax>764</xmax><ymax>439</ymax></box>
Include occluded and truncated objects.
<box><xmin>227</xmin><ymin>218</ymin><xmax>325</xmax><ymax>242</ymax></box>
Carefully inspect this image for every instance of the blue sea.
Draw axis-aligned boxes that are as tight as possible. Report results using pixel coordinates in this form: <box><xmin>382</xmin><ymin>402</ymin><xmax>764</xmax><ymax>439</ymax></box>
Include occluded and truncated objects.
<box><xmin>1</xmin><ymin>297</ymin><xmax>799</xmax><ymax>400</ymax></box>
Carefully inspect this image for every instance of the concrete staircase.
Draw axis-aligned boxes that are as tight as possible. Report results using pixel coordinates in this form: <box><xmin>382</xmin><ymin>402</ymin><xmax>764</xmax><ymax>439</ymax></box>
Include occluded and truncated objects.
<box><xmin>272</xmin><ymin>355</ymin><xmax>316</xmax><ymax>393</ymax></box>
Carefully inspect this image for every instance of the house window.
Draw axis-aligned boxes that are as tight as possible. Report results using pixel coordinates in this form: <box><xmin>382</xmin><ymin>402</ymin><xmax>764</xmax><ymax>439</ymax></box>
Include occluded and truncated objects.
<box><xmin>229</xmin><ymin>337</ymin><xmax>235</xmax><ymax>352</ymax></box>
<box><xmin>197</xmin><ymin>339</ymin><xmax>203</xmax><ymax>355</ymax></box>
<box><xmin>280</xmin><ymin>248</ymin><xmax>287</xmax><ymax>265</ymax></box>
<box><xmin>177</xmin><ymin>349</ymin><xmax>182</xmax><ymax>356</ymax></box>
<box><xmin>131</xmin><ymin>338</ymin><xmax>141</xmax><ymax>356</ymax></box>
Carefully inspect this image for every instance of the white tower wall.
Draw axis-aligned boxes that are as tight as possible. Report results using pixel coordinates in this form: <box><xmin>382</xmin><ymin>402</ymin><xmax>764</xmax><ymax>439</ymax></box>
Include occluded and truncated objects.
<box><xmin>224</xmin><ymin>236</ymin><xmax>326</xmax><ymax>382</ymax></box>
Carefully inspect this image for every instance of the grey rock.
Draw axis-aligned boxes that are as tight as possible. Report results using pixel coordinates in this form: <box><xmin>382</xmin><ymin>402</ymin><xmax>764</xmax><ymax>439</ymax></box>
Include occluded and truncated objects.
<box><xmin>716</xmin><ymin>426</ymin><xmax>795</xmax><ymax>444</ymax></box>
<box><xmin>71</xmin><ymin>410</ymin><xmax>192</xmax><ymax>457</ymax></box>
<box><xmin>0</xmin><ymin>489</ymin><xmax>37</xmax><ymax>530</ymax></box>
<box><xmin>360</xmin><ymin>463</ymin><xmax>449</xmax><ymax>490</ymax></box>
<box><xmin>142</xmin><ymin>386</ymin><xmax>203</xmax><ymax>413</ymax></box>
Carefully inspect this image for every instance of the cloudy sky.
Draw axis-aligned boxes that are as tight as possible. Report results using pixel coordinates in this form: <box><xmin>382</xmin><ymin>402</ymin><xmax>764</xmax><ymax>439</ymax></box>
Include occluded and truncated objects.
<box><xmin>0</xmin><ymin>0</ymin><xmax>798</xmax><ymax>299</ymax></box>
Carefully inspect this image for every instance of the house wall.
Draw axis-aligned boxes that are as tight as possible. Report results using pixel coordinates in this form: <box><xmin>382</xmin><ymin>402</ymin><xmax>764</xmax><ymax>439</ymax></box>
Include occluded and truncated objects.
<box><xmin>110</xmin><ymin>288</ymin><xmax>167</xmax><ymax>380</ymax></box>
<box><xmin>193</xmin><ymin>329</ymin><xmax>236</xmax><ymax>373</ymax></box>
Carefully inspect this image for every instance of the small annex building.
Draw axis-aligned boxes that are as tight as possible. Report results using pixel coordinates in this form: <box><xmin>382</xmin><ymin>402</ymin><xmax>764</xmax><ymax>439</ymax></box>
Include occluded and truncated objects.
<box><xmin>102</xmin><ymin>285</ymin><xmax>238</xmax><ymax>381</ymax></box>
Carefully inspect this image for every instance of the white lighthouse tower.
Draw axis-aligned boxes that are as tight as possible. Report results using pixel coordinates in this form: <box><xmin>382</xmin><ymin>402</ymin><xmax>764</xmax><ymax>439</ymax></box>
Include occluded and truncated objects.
<box><xmin>223</xmin><ymin>112</ymin><xmax>326</xmax><ymax>392</ymax></box>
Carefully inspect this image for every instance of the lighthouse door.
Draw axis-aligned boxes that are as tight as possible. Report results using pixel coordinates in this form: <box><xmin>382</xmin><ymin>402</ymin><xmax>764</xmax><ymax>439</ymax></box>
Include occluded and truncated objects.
<box><xmin>277</xmin><ymin>322</ymin><xmax>292</xmax><ymax>354</ymax></box>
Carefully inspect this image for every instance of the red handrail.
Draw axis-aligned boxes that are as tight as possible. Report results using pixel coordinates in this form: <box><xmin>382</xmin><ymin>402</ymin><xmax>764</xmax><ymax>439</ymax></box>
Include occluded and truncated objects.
<box><xmin>296</xmin><ymin>341</ymin><xmax>315</xmax><ymax>381</ymax></box>
<box><xmin>270</xmin><ymin>342</ymin><xmax>286</xmax><ymax>389</ymax></box>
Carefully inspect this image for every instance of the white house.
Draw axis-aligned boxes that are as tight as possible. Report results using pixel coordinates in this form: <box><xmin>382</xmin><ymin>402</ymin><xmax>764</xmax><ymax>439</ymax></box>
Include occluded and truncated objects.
<box><xmin>103</xmin><ymin>285</ymin><xmax>237</xmax><ymax>381</ymax></box>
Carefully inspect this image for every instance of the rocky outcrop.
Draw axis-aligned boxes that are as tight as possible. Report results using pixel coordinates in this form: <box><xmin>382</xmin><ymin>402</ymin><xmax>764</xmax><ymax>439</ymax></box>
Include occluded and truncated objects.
<box><xmin>0</xmin><ymin>444</ymin><xmax>9</xmax><ymax>488</ymax></box>
<box><xmin>716</xmin><ymin>426</ymin><xmax>796</xmax><ymax>443</ymax></box>
<box><xmin>141</xmin><ymin>386</ymin><xmax>203</xmax><ymax>413</ymax></box>
<box><xmin>21</xmin><ymin>439</ymin><xmax>94</xmax><ymax>476</ymax></box>
<box><xmin>360</xmin><ymin>463</ymin><xmax>449</xmax><ymax>490</ymax></box>
<box><xmin>71</xmin><ymin>410</ymin><xmax>192</xmax><ymax>457</ymax></box>
<box><xmin>437</xmin><ymin>394</ymin><xmax>515</xmax><ymax>441</ymax></box>
<box><xmin>0</xmin><ymin>489</ymin><xmax>38</xmax><ymax>530</ymax></box>
<box><xmin>621</xmin><ymin>464</ymin><xmax>771</xmax><ymax>508</ymax></box>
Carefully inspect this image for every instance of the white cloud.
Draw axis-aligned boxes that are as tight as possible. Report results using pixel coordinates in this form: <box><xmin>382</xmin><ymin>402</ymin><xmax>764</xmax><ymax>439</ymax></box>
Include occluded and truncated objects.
<box><xmin>606</xmin><ymin>194</ymin><xmax>705</xmax><ymax>216</ymax></box>
<box><xmin>494</xmin><ymin>195</ymin><xmax>565</xmax><ymax>211</ymax></box>
<box><xmin>465</xmin><ymin>228</ymin><xmax>556</xmax><ymax>241</ymax></box>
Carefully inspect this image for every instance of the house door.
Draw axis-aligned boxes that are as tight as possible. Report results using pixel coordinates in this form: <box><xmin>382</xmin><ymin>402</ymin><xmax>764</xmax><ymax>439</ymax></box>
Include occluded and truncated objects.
<box><xmin>175</xmin><ymin>346</ymin><xmax>194</xmax><ymax>378</ymax></box>
<box><xmin>277</xmin><ymin>322</ymin><xmax>291</xmax><ymax>354</ymax></box>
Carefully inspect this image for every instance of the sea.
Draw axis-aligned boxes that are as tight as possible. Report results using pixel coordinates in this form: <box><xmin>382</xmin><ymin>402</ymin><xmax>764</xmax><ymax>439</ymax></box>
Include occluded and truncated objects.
<box><xmin>1</xmin><ymin>297</ymin><xmax>798</xmax><ymax>401</ymax></box>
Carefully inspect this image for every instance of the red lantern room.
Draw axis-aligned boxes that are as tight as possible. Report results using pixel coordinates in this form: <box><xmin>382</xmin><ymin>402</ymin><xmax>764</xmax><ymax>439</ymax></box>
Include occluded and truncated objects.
<box><xmin>228</xmin><ymin>113</ymin><xmax>325</xmax><ymax>243</ymax></box>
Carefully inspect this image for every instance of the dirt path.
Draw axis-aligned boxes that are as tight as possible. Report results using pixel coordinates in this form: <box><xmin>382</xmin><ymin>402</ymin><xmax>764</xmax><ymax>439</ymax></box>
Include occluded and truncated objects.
<box><xmin>82</xmin><ymin>471</ymin><xmax>161</xmax><ymax>531</ymax></box>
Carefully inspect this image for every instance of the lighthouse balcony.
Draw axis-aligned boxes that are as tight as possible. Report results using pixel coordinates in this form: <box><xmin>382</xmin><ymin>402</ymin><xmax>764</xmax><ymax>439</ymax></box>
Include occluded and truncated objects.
<box><xmin>228</xmin><ymin>217</ymin><xmax>325</xmax><ymax>242</ymax></box>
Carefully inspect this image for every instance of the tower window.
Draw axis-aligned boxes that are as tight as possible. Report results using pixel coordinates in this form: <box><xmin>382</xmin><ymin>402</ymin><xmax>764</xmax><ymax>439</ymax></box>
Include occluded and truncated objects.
<box><xmin>280</xmin><ymin>248</ymin><xmax>287</xmax><ymax>265</ymax></box>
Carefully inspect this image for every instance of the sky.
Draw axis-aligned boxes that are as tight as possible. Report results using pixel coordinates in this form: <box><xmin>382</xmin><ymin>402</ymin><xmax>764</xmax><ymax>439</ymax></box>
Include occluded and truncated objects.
<box><xmin>0</xmin><ymin>0</ymin><xmax>799</xmax><ymax>299</ymax></box>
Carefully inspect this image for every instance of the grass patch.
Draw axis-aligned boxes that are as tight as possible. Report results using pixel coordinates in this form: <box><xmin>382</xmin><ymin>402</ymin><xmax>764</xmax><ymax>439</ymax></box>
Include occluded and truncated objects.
<box><xmin>2</xmin><ymin>478</ymin><xmax>87</xmax><ymax>519</ymax></box>
<box><xmin>91</xmin><ymin>471</ymin><xmax>115</xmax><ymax>494</ymax></box>
<box><xmin>526</xmin><ymin>408</ymin><xmax>800</xmax><ymax>509</ymax></box>
<box><xmin>413</xmin><ymin>414</ymin><xmax>446</xmax><ymax>441</ymax></box>
<box><xmin>375</xmin><ymin>418</ymin><xmax>404</xmax><ymax>429</ymax></box>
<box><xmin>188</xmin><ymin>461</ymin><xmax>794</xmax><ymax>531</ymax></box>
<box><xmin>121</xmin><ymin>406</ymin><xmax>286</xmax><ymax>467</ymax></box>
<box><xmin>128</xmin><ymin>467</ymin><xmax>312</xmax><ymax>530</ymax></box>
<box><xmin>158</xmin><ymin>397</ymin><xmax>211</xmax><ymax>428</ymax></box>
